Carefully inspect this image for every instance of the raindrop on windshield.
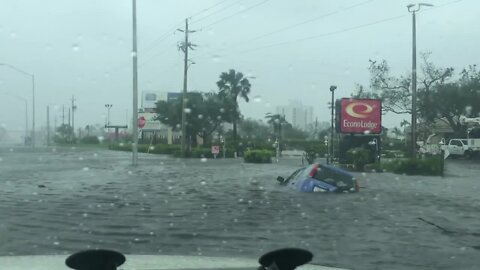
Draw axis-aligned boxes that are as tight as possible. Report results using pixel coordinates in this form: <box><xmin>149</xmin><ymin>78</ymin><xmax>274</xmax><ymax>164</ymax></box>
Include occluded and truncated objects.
<box><xmin>184</xmin><ymin>108</ymin><xmax>191</xmax><ymax>114</ymax></box>
<box><xmin>200</xmin><ymin>180</ymin><xmax>207</xmax><ymax>185</ymax></box>
<box><xmin>200</xmin><ymin>157</ymin><xmax>207</xmax><ymax>162</ymax></box>
<box><xmin>198</xmin><ymin>114</ymin><xmax>203</xmax><ymax>119</ymax></box>
<box><xmin>253</xmin><ymin>96</ymin><xmax>262</xmax><ymax>102</ymax></box>
<box><xmin>212</xmin><ymin>55</ymin><xmax>221</xmax><ymax>63</ymax></box>
<box><xmin>72</xmin><ymin>44</ymin><xmax>80</xmax><ymax>52</ymax></box>
<box><xmin>82</xmin><ymin>167</ymin><xmax>89</xmax><ymax>171</ymax></box>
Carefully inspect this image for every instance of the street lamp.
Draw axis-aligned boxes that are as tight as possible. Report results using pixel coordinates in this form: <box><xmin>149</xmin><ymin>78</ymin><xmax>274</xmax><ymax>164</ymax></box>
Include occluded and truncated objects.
<box><xmin>132</xmin><ymin>0</ymin><xmax>139</xmax><ymax>166</ymax></box>
<box><xmin>329</xmin><ymin>85</ymin><xmax>337</xmax><ymax>164</ymax></box>
<box><xmin>369</xmin><ymin>138</ymin><xmax>379</xmax><ymax>163</ymax></box>
<box><xmin>104</xmin><ymin>104</ymin><xmax>113</xmax><ymax>126</ymax></box>
<box><xmin>105</xmin><ymin>104</ymin><xmax>113</xmax><ymax>137</ymax></box>
<box><xmin>0</xmin><ymin>63</ymin><xmax>35</xmax><ymax>148</ymax></box>
<box><xmin>220</xmin><ymin>135</ymin><xmax>226</xmax><ymax>159</ymax></box>
<box><xmin>407</xmin><ymin>3</ymin><xmax>433</xmax><ymax>158</ymax></box>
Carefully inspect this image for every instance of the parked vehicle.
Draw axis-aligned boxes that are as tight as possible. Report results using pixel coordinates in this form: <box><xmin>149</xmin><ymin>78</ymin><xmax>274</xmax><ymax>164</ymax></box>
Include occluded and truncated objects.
<box><xmin>443</xmin><ymin>138</ymin><xmax>480</xmax><ymax>159</ymax></box>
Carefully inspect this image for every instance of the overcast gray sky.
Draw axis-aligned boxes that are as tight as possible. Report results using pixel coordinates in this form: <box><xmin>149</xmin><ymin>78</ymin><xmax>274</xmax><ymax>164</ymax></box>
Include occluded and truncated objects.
<box><xmin>0</xmin><ymin>0</ymin><xmax>478</xmax><ymax>135</ymax></box>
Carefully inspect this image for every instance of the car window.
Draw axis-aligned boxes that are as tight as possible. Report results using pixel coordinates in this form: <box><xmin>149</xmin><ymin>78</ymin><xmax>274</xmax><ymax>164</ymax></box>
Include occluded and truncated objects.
<box><xmin>461</xmin><ymin>140</ymin><xmax>468</xmax><ymax>145</ymax></box>
<box><xmin>285</xmin><ymin>167</ymin><xmax>304</xmax><ymax>182</ymax></box>
<box><xmin>450</xmin><ymin>140</ymin><xmax>461</xmax><ymax>146</ymax></box>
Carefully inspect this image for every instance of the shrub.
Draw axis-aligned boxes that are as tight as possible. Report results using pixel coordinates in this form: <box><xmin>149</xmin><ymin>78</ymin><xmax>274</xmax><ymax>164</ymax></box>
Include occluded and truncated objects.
<box><xmin>80</xmin><ymin>136</ymin><xmax>100</xmax><ymax>144</ymax></box>
<box><xmin>346</xmin><ymin>148</ymin><xmax>372</xmax><ymax>171</ymax></box>
<box><xmin>244</xmin><ymin>150</ymin><xmax>273</xmax><ymax>163</ymax></box>
<box><xmin>384</xmin><ymin>156</ymin><xmax>443</xmax><ymax>176</ymax></box>
<box><xmin>109</xmin><ymin>143</ymin><xmax>180</xmax><ymax>155</ymax></box>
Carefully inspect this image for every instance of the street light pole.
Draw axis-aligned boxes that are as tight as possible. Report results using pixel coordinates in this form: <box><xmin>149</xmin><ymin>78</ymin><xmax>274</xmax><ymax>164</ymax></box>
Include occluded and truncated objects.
<box><xmin>132</xmin><ymin>0</ymin><xmax>139</xmax><ymax>166</ymax></box>
<box><xmin>0</xmin><ymin>63</ymin><xmax>35</xmax><ymax>148</ymax></box>
<box><xmin>407</xmin><ymin>3</ymin><xmax>433</xmax><ymax>158</ymax></box>
<box><xmin>329</xmin><ymin>85</ymin><xmax>337</xmax><ymax>164</ymax></box>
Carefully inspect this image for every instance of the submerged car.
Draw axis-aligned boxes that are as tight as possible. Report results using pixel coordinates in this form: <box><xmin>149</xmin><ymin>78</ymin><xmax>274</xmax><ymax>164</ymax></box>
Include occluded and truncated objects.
<box><xmin>277</xmin><ymin>163</ymin><xmax>359</xmax><ymax>193</ymax></box>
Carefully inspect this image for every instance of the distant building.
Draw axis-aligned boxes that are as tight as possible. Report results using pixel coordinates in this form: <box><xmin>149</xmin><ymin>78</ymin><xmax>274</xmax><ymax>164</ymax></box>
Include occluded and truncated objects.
<box><xmin>275</xmin><ymin>100</ymin><xmax>314</xmax><ymax>131</ymax></box>
<box><xmin>141</xmin><ymin>91</ymin><xmax>168</xmax><ymax>113</ymax></box>
<box><xmin>139</xmin><ymin>91</ymin><xmax>182</xmax><ymax>144</ymax></box>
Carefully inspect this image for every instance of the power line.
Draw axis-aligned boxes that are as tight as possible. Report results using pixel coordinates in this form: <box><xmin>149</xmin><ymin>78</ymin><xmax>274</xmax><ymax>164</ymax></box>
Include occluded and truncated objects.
<box><xmin>189</xmin><ymin>0</ymin><xmax>233</xmax><ymax>19</ymax></box>
<box><xmin>190</xmin><ymin>0</ymin><xmax>245</xmax><ymax>24</ymax></box>
<box><xmin>202</xmin><ymin>0</ymin><xmax>271</xmax><ymax>29</ymax></box>
<box><xmin>238</xmin><ymin>14</ymin><xmax>407</xmax><ymax>54</ymax></box>
<box><xmin>244</xmin><ymin>0</ymin><xmax>375</xmax><ymax>43</ymax></box>
<box><xmin>198</xmin><ymin>0</ymin><xmax>375</xmax><ymax>57</ymax></box>
<box><xmin>200</xmin><ymin>0</ymin><xmax>466</xmax><ymax>56</ymax></box>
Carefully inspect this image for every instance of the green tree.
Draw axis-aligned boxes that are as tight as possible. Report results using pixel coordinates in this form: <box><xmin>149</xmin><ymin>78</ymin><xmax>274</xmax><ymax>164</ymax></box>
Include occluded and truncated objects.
<box><xmin>155</xmin><ymin>92</ymin><xmax>233</xmax><ymax>147</ymax></box>
<box><xmin>354</xmin><ymin>53</ymin><xmax>453</xmax><ymax>115</ymax></box>
<box><xmin>238</xmin><ymin>118</ymin><xmax>270</xmax><ymax>140</ymax></box>
<box><xmin>216</xmin><ymin>69</ymin><xmax>252</xmax><ymax>154</ymax></box>
<box><xmin>352</xmin><ymin>53</ymin><xmax>480</xmax><ymax>137</ymax></box>
<box><xmin>54</xmin><ymin>124</ymin><xmax>74</xmax><ymax>143</ymax></box>
<box><xmin>265</xmin><ymin>113</ymin><xmax>288</xmax><ymax>140</ymax></box>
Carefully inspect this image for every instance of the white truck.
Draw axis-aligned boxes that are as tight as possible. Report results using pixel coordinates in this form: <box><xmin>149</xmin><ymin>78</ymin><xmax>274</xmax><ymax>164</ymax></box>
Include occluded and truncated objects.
<box><xmin>442</xmin><ymin>138</ymin><xmax>480</xmax><ymax>159</ymax></box>
<box><xmin>419</xmin><ymin>116</ymin><xmax>480</xmax><ymax>159</ymax></box>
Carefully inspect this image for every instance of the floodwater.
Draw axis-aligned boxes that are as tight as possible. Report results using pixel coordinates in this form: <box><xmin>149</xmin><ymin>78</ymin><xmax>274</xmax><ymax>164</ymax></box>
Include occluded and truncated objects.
<box><xmin>0</xmin><ymin>147</ymin><xmax>479</xmax><ymax>270</ymax></box>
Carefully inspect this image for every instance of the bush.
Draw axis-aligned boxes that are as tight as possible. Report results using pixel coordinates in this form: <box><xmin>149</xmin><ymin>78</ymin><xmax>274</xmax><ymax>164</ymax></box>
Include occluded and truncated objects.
<box><xmin>384</xmin><ymin>156</ymin><xmax>443</xmax><ymax>176</ymax></box>
<box><xmin>109</xmin><ymin>143</ymin><xmax>180</xmax><ymax>155</ymax></box>
<box><xmin>244</xmin><ymin>150</ymin><xmax>274</xmax><ymax>163</ymax></box>
<box><xmin>346</xmin><ymin>148</ymin><xmax>372</xmax><ymax>171</ymax></box>
<box><xmin>80</xmin><ymin>136</ymin><xmax>100</xmax><ymax>144</ymax></box>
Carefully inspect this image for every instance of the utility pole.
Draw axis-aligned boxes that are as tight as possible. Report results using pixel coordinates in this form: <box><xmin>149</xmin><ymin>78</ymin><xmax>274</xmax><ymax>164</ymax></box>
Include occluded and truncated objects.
<box><xmin>62</xmin><ymin>105</ymin><xmax>65</xmax><ymax>126</ymax></box>
<box><xmin>47</xmin><ymin>106</ymin><xmax>50</xmax><ymax>146</ymax></box>
<box><xmin>68</xmin><ymin>108</ymin><xmax>71</xmax><ymax>127</ymax></box>
<box><xmin>177</xmin><ymin>18</ymin><xmax>197</xmax><ymax>157</ymax></box>
<box><xmin>71</xmin><ymin>95</ymin><xmax>76</xmax><ymax>139</ymax></box>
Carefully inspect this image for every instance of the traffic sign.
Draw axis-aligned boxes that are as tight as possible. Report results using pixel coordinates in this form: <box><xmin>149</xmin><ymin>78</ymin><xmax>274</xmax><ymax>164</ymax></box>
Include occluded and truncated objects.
<box><xmin>211</xmin><ymin>145</ymin><xmax>220</xmax><ymax>155</ymax></box>
<box><xmin>138</xmin><ymin>116</ymin><xmax>146</xmax><ymax>129</ymax></box>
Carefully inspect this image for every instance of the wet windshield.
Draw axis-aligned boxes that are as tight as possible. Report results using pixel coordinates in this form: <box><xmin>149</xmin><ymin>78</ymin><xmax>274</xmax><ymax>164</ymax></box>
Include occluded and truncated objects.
<box><xmin>1</xmin><ymin>0</ymin><xmax>480</xmax><ymax>269</ymax></box>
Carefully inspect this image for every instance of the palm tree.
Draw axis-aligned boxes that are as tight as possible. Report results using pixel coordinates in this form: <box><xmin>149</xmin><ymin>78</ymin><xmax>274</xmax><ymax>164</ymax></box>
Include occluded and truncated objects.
<box><xmin>265</xmin><ymin>113</ymin><xmax>288</xmax><ymax>140</ymax></box>
<box><xmin>217</xmin><ymin>69</ymin><xmax>252</xmax><ymax>155</ymax></box>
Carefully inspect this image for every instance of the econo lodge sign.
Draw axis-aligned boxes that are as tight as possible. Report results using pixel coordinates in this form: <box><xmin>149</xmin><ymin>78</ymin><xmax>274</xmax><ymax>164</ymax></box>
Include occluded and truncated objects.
<box><xmin>340</xmin><ymin>98</ymin><xmax>382</xmax><ymax>134</ymax></box>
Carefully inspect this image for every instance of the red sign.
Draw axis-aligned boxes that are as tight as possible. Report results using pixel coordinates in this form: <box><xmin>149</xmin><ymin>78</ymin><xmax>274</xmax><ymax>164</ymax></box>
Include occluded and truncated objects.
<box><xmin>340</xmin><ymin>98</ymin><xmax>382</xmax><ymax>134</ymax></box>
<box><xmin>211</xmin><ymin>145</ymin><xmax>220</xmax><ymax>155</ymax></box>
<box><xmin>138</xmin><ymin>116</ymin><xmax>146</xmax><ymax>129</ymax></box>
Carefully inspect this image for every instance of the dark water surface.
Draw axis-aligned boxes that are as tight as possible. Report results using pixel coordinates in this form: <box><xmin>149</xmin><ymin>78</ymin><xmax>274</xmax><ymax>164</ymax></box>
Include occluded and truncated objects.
<box><xmin>0</xmin><ymin>147</ymin><xmax>479</xmax><ymax>269</ymax></box>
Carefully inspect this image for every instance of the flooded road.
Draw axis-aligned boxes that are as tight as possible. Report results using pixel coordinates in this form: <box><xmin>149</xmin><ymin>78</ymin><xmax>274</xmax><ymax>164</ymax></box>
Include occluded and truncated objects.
<box><xmin>0</xmin><ymin>147</ymin><xmax>479</xmax><ymax>270</ymax></box>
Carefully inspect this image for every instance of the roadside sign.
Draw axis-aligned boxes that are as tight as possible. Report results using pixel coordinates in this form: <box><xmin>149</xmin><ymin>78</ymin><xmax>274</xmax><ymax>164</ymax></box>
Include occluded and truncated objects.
<box><xmin>138</xmin><ymin>116</ymin><xmax>146</xmax><ymax>129</ymax></box>
<box><xmin>339</xmin><ymin>98</ymin><xmax>382</xmax><ymax>134</ymax></box>
<box><xmin>211</xmin><ymin>145</ymin><xmax>220</xmax><ymax>155</ymax></box>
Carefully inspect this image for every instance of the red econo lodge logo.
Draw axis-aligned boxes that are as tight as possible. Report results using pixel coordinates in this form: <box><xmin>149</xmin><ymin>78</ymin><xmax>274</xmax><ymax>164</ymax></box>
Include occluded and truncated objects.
<box><xmin>340</xmin><ymin>98</ymin><xmax>381</xmax><ymax>134</ymax></box>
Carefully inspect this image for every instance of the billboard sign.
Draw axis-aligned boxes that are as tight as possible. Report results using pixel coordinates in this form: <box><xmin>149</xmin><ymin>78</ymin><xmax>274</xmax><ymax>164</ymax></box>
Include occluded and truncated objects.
<box><xmin>167</xmin><ymin>92</ymin><xmax>182</xmax><ymax>103</ymax></box>
<box><xmin>340</xmin><ymin>98</ymin><xmax>382</xmax><ymax>134</ymax></box>
<box><xmin>142</xmin><ymin>91</ymin><xmax>166</xmax><ymax>109</ymax></box>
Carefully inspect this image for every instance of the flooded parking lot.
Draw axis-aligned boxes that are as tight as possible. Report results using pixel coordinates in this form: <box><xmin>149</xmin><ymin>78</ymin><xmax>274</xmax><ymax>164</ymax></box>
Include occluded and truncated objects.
<box><xmin>0</xmin><ymin>147</ymin><xmax>479</xmax><ymax>269</ymax></box>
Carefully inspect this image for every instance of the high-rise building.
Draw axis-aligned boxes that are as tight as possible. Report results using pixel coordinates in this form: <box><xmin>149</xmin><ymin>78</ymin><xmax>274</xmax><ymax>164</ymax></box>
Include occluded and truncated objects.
<box><xmin>276</xmin><ymin>100</ymin><xmax>314</xmax><ymax>131</ymax></box>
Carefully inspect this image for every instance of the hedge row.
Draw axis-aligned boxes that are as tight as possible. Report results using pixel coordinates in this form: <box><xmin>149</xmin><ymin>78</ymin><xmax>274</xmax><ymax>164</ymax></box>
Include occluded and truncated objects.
<box><xmin>244</xmin><ymin>150</ymin><xmax>274</xmax><ymax>163</ymax></box>
<box><xmin>108</xmin><ymin>143</ymin><xmax>180</xmax><ymax>154</ymax></box>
